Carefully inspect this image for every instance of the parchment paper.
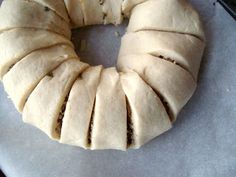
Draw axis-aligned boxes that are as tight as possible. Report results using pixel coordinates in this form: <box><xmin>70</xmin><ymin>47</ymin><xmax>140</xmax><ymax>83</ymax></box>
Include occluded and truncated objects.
<box><xmin>0</xmin><ymin>0</ymin><xmax>236</xmax><ymax>177</ymax></box>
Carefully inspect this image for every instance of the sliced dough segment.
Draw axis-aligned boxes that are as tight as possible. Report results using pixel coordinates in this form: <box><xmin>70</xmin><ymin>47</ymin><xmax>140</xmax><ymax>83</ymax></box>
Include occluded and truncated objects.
<box><xmin>3</xmin><ymin>45</ymin><xmax>77</xmax><ymax>112</ymax></box>
<box><xmin>91</xmin><ymin>68</ymin><xmax>127</xmax><ymax>150</ymax></box>
<box><xmin>118</xmin><ymin>54</ymin><xmax>197</xmax><ymax>121</ymax></box>
<box><xmin>60</xmin><ymin>66</ymin><xmax>103</xmax><ymax>149</ymax></box>
<box><xmin>119</xmin><ymin>31</ymin><xmax>205</xmax><ymax>80</ymax></box>
<box><xmin>0</xmin><ymin>0</ymin><xmax>71</xmax><ymax>38</ymax></box>
<box><xmin>121</xmin><ymin>71</ymin><xmax>172</xmax><ymax>148</ymax></box>
<box><xmin>30</xmin><ymin>0</ymin><xmax>70</xmax><ymax>22</ymax></box>
<box><xmin>122</xmin><ymin>0</ymin><xmax>148</xmax><ymax>16</ymax></box>
<box><xmin>102</xmin><ymin>0</ymin><xmax>123</xmax><ymax>25</ymax></box>
<box><xmin>79</xmin><ymin>0</ymin><xmax>104</xmax><ymax>26</ymax></box>
<box><xmin>127</xmin><ymin>0</ymin><xmax>205</xmax><ymax>40</ymax></box>
<box><xmin>0</xmin><ymin>28</ymin><xmax>73</xmax><ymax>79</ymax></box>
<box><xmin>64</xmin><ymin>0</ymin><xmax>84</xmax><ymax>28</ymax></box>
<box><xmin>23</xmin><ymin>60</ymin><xmax>89</xmax><ymax>140</ymax></box>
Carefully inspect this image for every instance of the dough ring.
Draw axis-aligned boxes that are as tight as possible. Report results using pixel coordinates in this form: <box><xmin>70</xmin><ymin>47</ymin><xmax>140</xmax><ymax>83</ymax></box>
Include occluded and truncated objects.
<box><xmin>0</xmin><ymin>0</ymin><xmax>205</xmax><ymax>150</ymax></box>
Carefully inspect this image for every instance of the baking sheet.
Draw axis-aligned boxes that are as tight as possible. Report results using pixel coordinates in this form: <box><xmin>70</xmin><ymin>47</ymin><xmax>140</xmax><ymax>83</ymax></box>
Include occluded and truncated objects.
<box><xmin>0</xmin><ymin>0</ymin><xmax>236</xmax><ymax>177</ymax></box>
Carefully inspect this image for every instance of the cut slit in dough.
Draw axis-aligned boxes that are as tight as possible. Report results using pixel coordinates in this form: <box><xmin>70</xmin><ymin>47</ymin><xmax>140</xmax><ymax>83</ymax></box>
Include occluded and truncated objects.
<box><xmin>118</xmin><ymin>54</ymin><xmax>197</xmax><ymax>121</ymax></box>
<box><xmin>0</xmin><ymin>0</ymin><xmax>71</xmax><ymax>38</ymax></box>
<box><xmin>127</xmin><ymin>0</ymin><xmax>205</xmax><ymax>41</ymax></box>
<box><xmin>91</xmin><ymin>68</ymin><xmax>127</xmax><ymax>150</ymax></box>
<box><xmin>121</xmin><ymin>71</ymin><xmax>172</xmax><ymax>148</ymax></box>
<box><xmin>3</xmin><ymin>45</ymin><xmax>78</xmax><ymax>112</ymax></box>
<box><xmin>23</xmin><ymin>59</ymin><xmax>89</xmax><ymax>140</ymax></box>
<box><xmin>0</xmin><ymin>28</ymin><xmax>73</xmax><ymax>79</ymax></box>
<box><xmin>118</xmin><ymin>31</ymin><xmax>205</xmax><ymax>80</ymax></box>
<box><xmin>60</xmin><ymin>66</ymin><xmax>103</xmax><ymax>149</ymax></box>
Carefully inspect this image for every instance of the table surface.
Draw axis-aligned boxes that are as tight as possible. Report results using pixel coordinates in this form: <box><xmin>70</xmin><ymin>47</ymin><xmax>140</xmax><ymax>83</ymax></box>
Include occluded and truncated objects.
<box><xmin>1</xmin><ymin>1</ymin><xmax>236</xmax><ymax>177</ymax></box>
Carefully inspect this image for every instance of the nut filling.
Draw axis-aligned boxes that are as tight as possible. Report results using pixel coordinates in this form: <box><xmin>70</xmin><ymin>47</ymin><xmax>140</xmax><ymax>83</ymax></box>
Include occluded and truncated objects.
<box><xmin>55</xmin><ymin>95</ymin><xmax>69</xmax><ymax>135</ymax></box>
<box><xmin>153</xmin><ymin>89</ymin><xmax>174</xmax><ymax>123</ymax></box>
<box><xmin>156</xmin><ymin>54</ymin><xmax>195</xmax><ymax>80</ymax></box>
<box><xmin>126</xmin><ymin>97</ymin><xmax>134</xmax><ymax>147</ymax></box>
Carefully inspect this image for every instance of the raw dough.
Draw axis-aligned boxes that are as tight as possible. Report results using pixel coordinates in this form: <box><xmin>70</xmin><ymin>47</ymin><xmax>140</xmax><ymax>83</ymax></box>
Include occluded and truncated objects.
<box><xmin>3</xmin><ymin>45</ymin><xmax>77</xmax><ymax>112</ymax></box>
<box><xmin>91</xmin><ymin>68</ymin><xmax>127</xmax><ymax>150</ymax></box>
<box><xmin>0</xmin><ymin>28</ymin><xmax>73</xmax><ymax>79</ymax></box>
<box><xmin>102</xmin><ymin>0</ymin><xmax>123</xmax><ymax>25</ymax></box>
<box><xmin>127</xmin><ymin>0</ymin><xmax>205</xmax><ymax>40</ymax></box>
<box><xmin>118</xmin><ymin>54</ymin><xmax>197</xmax><ymax>121</ymax></box>
<box><xmin>121</xmin><ymin>71</ymin><xmax>172</xmax><ymax>148</ymax></box>
<box><xmin>119</xmin><ymin>31</ymin><xmax>205</xmax><ymax>80</ymax></box>
<box><xmin>122</xmin><ymin>0</ymin><xmax>148</xmax><ymax>16</ymax></box>
<box><xmin>0</xmin><ymin>0</ymin><xmax>71</xmax><ymax>38</ymax></box>
<box><xmin>29</xmin><ymin>0</ymin><xmax>70</xmax><ymax>22</ymax></box>
<box><xmin>64</xmin><ymin>0</ymin><xmax>84</xmax><ymax>28</ymax></box>
<box><xmin>60</xmin><ymin>66</ymin><xmax>103</xmax><ymax>149</ymax></box>
<box><xmin>23</xmin><ymin>59</ymin><xmax>88</xmax><ymax>140</ymax></box>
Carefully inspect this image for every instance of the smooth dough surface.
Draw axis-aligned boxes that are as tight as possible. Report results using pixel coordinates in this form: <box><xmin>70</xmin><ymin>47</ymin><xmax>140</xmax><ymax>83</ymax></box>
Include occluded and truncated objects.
<box><xmin>3</xmin><ymin>45</ymin><xmax>77</xmax><ymax>112</ymax></box>
<box><xmin>0</xmin><ymin>0</ymin><xmax>71</xmax><ymax>38</ymax></box>
<box><xmin>60</xmin><ymin>66</ymin><xmax>103</xmax><ymax>149</ymax></box>
<box><xmin>91</xmin><ymin>68</ymin><xmax>127</xmax><ymax>150</ymax></box>
<box><xmin>119</xmin><ymin>31</ymin><xmax>205</xmax><ymax>80</ymax></box>
<box><xmin>118</xmin><ymin>54</ymin><xmax>197</xmax><ymax>121</ymax></box>
<box><xmin>33</xmin><ymin>0</ymin><xmax>69</xmax><ymax>22</ymax></box>
<box><xmin>23</xmin><ymin>59</ymin><xmax>88</xmax><ymax>140</ymax></box>
<box><xmin>0</xmin><ymin>28</ymin><xmax>73</xmax><ymax>79</ymax></box>
<box><xmin>121</xmin><ymin>71</ymin><xmax>172</xmax><ymax>148</ymax></box>
<box><xmin>127</xmin><ymin>0</ymin><xmax>205</xmax><ymax>40</ymax></box>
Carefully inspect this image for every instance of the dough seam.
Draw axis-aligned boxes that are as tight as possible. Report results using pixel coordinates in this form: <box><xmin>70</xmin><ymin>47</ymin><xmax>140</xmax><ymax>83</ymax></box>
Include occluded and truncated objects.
<box><xmin>131</xmin><ymin>29</ymin><xmax>204</xmax><ymax>42</ymax></box>
<box><xmin>87</xmin><ymin>68</ymin><xmax>102</xmax><ymax>148</ymax></box>
<box><xmin>135</xmin><ymin>71</ymin><xmax>174</xmax><ymax>123</ymax></box>
<box><xmin>18</xmin><ymin>56</ymin><xmax>79</xmax><ymax>111</ymax></box>
<box><xmin>4</xmin><ymin>42</ymin><xmax>74</xmax><ymax>78</ymax></box>
<box><xmin>149</xmin><ymin>54</ymin><xmax>196</xmax><ymax>82</ymax></box>
<box><xmin>48</xmin><ymin>60</ymin><xmax>89</xmax><ymax>138</ymax></box>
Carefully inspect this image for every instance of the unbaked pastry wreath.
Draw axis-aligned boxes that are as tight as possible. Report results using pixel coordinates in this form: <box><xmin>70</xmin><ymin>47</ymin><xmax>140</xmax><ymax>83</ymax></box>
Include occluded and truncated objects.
<box><xmin>0</xmin><ymin>0</ymin><xmax>205</xmax><ymax>150</ymax></box>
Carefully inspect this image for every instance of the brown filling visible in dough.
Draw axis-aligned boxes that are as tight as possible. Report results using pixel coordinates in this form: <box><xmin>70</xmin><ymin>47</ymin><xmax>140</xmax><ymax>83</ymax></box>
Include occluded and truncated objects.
<box><xmin>44</xmin><ymin>6</ymin><xmax>50</xmax><ymax>12</ymax></box>
<box><xmin>126</xmin><ymin>97</ymin><xmax>134</xmax><ymax>148</ymax></box>
<box><xmin>139</xmin><ymin>75</ymin><xmax>174</xmax><ymax>123</ymax></box>
<box><xmin>55</xmin><ymin>95</ymin><xmax>69</xmax><ymax>135</ymax></box>
<box><xmin>153</xmin><ymin>89</ymin><xmax>174</xmax><ymax>123</ymax></box>
<box><xmin>158</xmin><ymin>55</ymin><xmax>183</xmax><ymax>69</ymax></box>
<box><xmin>99</xmin><ymin>0</ymin><xmax>105</xmax><ymax>5</ymax></box>
<box><xmin>154</xmin><ymin>54</ymin><xmax>195</xmax><ymax>81</ymax></box>
<box><xmin>7</xmin><ymin>64</ymin><xmax>14</xmax><ymax>72</ymax></box>
<box><xmin>47</xmin><ymin>71</ymin><xmax>54</xmax><ymax>77</ymax></box>
<box><xmin>103</xmin><ymin>13</ymin><xmax>107</xmax><ymax>20</ymax></box>
<box><xmin>87</xmin><ymin>98</ymin><xmax>96</xmax><ymax>147</ymax></box>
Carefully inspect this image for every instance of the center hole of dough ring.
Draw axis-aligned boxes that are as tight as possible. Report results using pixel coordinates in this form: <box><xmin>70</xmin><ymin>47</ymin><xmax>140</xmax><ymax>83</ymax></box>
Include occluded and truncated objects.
<box><xmin>71</xmin><ymin>21</ymin><xmax>128</xmax><ymax>67</ymax></box>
